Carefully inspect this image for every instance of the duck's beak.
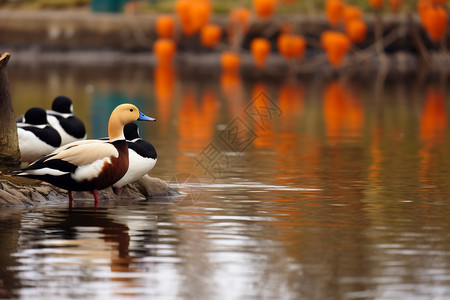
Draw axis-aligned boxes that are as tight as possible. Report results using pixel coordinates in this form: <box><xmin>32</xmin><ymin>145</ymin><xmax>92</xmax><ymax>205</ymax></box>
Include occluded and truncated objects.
<box><xmin>138</xmin><ymin>111</ymin><xmax>156</xmax><ymax>122</ymax></box>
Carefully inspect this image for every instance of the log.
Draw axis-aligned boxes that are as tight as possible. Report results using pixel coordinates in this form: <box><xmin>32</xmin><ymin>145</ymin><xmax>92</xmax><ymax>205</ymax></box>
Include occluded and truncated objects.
<box><xmin>0</xmin><ymin>53</ymin><xmax>20</xmax><ymax>169</ymax></box>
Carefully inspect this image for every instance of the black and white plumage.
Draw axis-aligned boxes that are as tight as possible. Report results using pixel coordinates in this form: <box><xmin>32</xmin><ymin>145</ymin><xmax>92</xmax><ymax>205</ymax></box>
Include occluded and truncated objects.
<box><xmin>12</xmin><ymin>104</ymin><xmax>156</xmax><ymax>206</ymax></box>
<box><xmin>17</xmin><ymin>96</ymin><xmax>86</xmax><ymax>145</ymax></box>
<box><xmin>112</xmin><ymin>122</ymin><xmax>157</xmax><ymax>193</ymax></box>
<box><xmin>17</xmin><ymin>107</ymin><xmax>62</xmax><ymax>163</ymax></box>
<box><xmin>46</xmin><ymin>96</ymin><xmax>87</xmax><ymax>145</ymax></box>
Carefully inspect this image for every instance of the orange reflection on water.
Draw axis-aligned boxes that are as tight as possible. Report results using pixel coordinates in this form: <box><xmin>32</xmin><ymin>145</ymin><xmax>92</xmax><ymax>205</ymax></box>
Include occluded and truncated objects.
<box><xmin>277</xmin><ymin>82</ymin><xmax>304</xmax><ymax>131</ymax></box>
<box><xmin>176</xmin><ymin>86</ymin><xmax>219</xmax><ymax>175</ymax></box>
<box><xmin>177</xmin><ymin>87</ymin><xmax>219</xmax><ymax>147</ymax></box>
<box><xmin>220</xmin><ymin>71</ymin><xmax>241</xmax><ymax>95</ymax></box>
<box><xmin>420</xmin><ymin>87</ymin><xmax>447</xmax><ymax>142</ymax></box>
<box><xmin>323</xmin><ymin>81</ymin><xmax>364</xmax><ymax>139</ymax></box>
<box><xmin>252</xmin><ymin>83</ymin><xmax>275</xmax><ymax>148</ymax></box>
<box><xmin>419</xmin><ymin>87</ymin><xmax>447</xmax><ymax>186</ymax></box>
<box><xmin>154</xmin><ymin>65</ymin><xmax>176</xmax><ymax>134</ymax></box>
<box><xmin>220</xmin><ymin>71</ymin><xmax>246</xmax><ymax>120</ymax></box>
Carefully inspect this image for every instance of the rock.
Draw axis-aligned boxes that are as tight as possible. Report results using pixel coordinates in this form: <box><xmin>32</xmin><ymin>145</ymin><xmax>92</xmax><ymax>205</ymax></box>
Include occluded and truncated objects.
<box><xmin>0</xmin><ymin>189</ymin><xmax>22</xmax><ymax>205</ymax></box>
<box><xmin>1</xmin><ymin>180</ymin><xmax>33</xmax><ymax>205</ymax></box>
<box><xmin>30</xmin><ymin>190</ymin><xmax>46</xmax><ymax>204</ymax></box>
<box><xmin>0</xmin><ymin>175</ymin><xmax>176</xmax><ymax>207</ymax></box>
<box><xmin>33</xmin><ymin>184</ymin><xmax>56</xmax><ymax>195</ymax></box>
<box><xmin>128</xmin><ymin>175</ymin><xmax>176</xmax><ymax>198</ymax></box>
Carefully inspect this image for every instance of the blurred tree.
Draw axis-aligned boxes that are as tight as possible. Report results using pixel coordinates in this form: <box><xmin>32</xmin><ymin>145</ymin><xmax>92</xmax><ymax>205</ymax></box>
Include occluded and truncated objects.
<box><xmin>0</xmin><ymin>53</ymin><xmax>20</xmax><ymax>169</ymax></box>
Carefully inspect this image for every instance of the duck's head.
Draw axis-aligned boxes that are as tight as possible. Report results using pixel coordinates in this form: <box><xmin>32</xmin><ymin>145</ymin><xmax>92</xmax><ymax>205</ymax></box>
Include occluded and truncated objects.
<box><xmin>52</xmin><ymin>96</ymin><xmax>73</xmax><ymax>114</ymax></box>
<box><xmin>109</xmin><ymin>104</ymin><xmax>155</xmax><ymax>141</ymax></box>
<box><xmin>23</xmin><ymin>107</ymin><xmax>49</xmax><ymax>125</ymax></box>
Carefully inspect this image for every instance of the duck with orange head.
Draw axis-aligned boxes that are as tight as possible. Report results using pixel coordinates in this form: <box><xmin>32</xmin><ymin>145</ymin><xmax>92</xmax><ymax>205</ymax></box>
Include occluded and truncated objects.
<box><xmin>12</xmin><ymin>104</ymin><xmax>156</xmax><ymax>207</ymax></box>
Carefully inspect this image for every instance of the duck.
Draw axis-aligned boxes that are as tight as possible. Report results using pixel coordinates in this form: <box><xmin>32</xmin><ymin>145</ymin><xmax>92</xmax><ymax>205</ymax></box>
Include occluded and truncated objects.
<box><xmin>46</xmin><ymin>95</ymin><xmax>87</xmax><ymax>145</ymax></box>
<box><xmin>12</xmin><ymin>104</ymin><xmax>156</xmax><ymax>206</ymax></box>
<box><xmin>112</xmin><ymin>122</ymin><xmax>157</xmax><ymax>195</ymax></box>
<box><xmin>17</xmin><ymin>95</ymin><xmax>87</xmax><ymax>145</ymax></box>
<box><xmin>17</xmin><ymin>107</ymin><xmax>62</xmax><ymax>163</ymax></box>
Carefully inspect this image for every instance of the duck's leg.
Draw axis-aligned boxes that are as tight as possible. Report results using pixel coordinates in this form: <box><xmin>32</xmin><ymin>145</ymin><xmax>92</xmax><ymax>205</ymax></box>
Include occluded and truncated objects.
<box><xmin>68</xmin><ymin>191</ymin><xmax>73</xmax><ymax>210</ymax></box>
<box><xmin>114</xmin><ymin>187</ymin><xmax>121</xmax><ymax>196</ymax></box>
<box><xmin>93</xmin><ymin>189</ymin><xmax>99</xmax><ymax>205</ymax></box>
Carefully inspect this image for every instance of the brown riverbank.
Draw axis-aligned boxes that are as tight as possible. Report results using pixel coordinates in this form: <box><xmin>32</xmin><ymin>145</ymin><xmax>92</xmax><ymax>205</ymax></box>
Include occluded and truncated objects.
<box><xmin>0</xmin><ymin>9</ymin><xmax>449</xmax><ymax>76</ymax></box>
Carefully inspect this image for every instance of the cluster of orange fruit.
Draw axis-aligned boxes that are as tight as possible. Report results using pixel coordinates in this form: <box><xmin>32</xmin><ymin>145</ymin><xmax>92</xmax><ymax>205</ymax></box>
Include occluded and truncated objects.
<box><xmin>324</xmin><ymin>0</ymin><xmax>367</xmax><ymax>66</ymax></box>
<box><xmin>418</xmin><ymin>0</ymin><xmax>448</xmax><ymax>42</ymax></box>
<box><xmin>371</xmin><ymin>0</ymin><xmax>448</xmax><ymax>42</ymax></box>
<box><xmin>369</xmin><ymin>0</ymin><xmax>402</xmax><ymax>12</ymax></box>
<box><xmin>153</xmin><ymin>0</ymin><xmax>304</xmax><ymax>71</ymax></box>
<box><xmin>153</xmin><ymin>0</ymin><xmax>448</xmax><ymax>71</ymax></box>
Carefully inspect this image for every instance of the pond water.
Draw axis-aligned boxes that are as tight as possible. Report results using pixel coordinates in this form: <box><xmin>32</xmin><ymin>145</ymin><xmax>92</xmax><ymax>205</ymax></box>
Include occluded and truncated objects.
<box><xmin>2</xmin><ymin>64</ymin><xmax>450</xmax><ymax>300</ymax></box>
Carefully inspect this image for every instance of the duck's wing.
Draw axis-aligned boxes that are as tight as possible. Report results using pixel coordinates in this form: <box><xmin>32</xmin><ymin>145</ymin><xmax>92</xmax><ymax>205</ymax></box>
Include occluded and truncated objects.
<box><xmin>47</xmin><ymin>114</ymin><xmax>87</xmax><ymax>139</ymax></box>
<box><xmin>14</xmin><ymin>140</ymin><xmax>122</xmax><ymax>185</ymax></box>
<box><xmin>47</xmin><ymin>140</ymin><xmax>119</xmax><ymax>166</ymax></box>
<box><xmin>18</xmin><ymin>125</ymin><xmax>62</xmax><ymax>147</ymax></box>
<box><xmin>131</xmin><ymin>140</ymin><xmax>157</xmax><ymax>159</ymax></box>
<box><xmin>51</xmin><ymin>139</ymin><xmax>107</xmax><ymax>154</ymax></box>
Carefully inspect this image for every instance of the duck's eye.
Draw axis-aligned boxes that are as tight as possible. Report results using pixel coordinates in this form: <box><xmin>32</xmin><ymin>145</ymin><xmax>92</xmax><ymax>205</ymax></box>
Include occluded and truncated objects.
<box><xmin>130</xmin><ymin>109</ymin><xmax>134</xmax><ymax>112</ymax></box>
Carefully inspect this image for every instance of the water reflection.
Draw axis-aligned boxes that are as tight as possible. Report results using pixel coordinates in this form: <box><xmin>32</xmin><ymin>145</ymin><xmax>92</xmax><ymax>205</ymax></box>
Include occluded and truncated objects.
<box><xmin>419</xmin><ymin>86</ymin><xmax>449</xmax><ymax>206</ymax></box>
<box><xmin>277</xmin><ymin>81</ymin><xmax>304</xmax><ymax>131</ymax></box>
<box><xmin>220</xmin><ymin>70</ymin><xmax>245</xmax><ymax>121</ymax></box>
<box><xmin>323</xmin><ymin>80</ymin><xmax>364</xmax><ymax>140</ymax></box>
<box><xmin>154</xmin><ymin>65</ymin><xmax>175</xmax><ymax>134</ymax></box>
<box><xmin>0</xmin><ymin>210</ymin><xmax>22</xmax><ymax>298</ymax></box>
<box><xmin>177</xmin><ymin>86</ymin><xmax>219</xmax><ymax>150</ymax></box>
<box><xmin>17</xmin><ymin>208</ymin><xmax>134</xmax><ymax>297</ymax></box>
<box><xmin>419</xmin><ymin>86</ymin><xmax>447</xmax><ymax>171</ymax></box>
<box><xmin>4</xmin><ymin>65</ymin><xmax>450</xmax><ymax>299</ymax></box>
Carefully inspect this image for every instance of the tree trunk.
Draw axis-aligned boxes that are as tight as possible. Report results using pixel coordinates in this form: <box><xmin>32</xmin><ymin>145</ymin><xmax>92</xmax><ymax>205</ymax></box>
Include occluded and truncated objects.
<box><xmin>0</xmin><ymin>53</ymin><xmax>20</xmax><ymax>169</ymax></box>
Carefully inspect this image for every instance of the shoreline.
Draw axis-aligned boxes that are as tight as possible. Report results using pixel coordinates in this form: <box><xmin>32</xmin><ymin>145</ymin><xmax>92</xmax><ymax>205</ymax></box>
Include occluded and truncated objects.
<box><xmin>5</xmin><ymin>49</ymin><xmax>450</xmax><ymax>79</ymax></box>
<box><xmin>0</xmin><ymin>174</ymin><xmax>178</xmax><ymax>207</ymax></box>
<box><xmin>0</xmin><ymin>9</ymin><xmax>449</xmax><ymax>76</ymax></box>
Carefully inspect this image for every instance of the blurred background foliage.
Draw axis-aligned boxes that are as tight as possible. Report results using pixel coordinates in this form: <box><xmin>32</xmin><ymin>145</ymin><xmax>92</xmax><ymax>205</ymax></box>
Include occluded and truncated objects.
<box><xmin>0</xmin><ymin>0</ymin><xmax>426</xmax><ymax>13</ymax></box>
<box><xmin>0</xmin><ymin>0</ymin><xmax>89</xmax><ymax>9</ymax></box>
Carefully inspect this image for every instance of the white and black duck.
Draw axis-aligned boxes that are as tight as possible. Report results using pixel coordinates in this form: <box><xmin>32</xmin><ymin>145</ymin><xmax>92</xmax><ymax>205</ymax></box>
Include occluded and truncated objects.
<box><xmin>17</xmin><ymin>107</ymin><xmax>62</xmax><ymax>163</ymax></box>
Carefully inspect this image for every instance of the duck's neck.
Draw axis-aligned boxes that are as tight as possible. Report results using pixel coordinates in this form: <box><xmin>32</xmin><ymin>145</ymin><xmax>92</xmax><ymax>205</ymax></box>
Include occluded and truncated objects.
<box><xmin>108</xmin><ymin>118</ymin><xmax>125</xmax><ymax>142</ymax></box>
